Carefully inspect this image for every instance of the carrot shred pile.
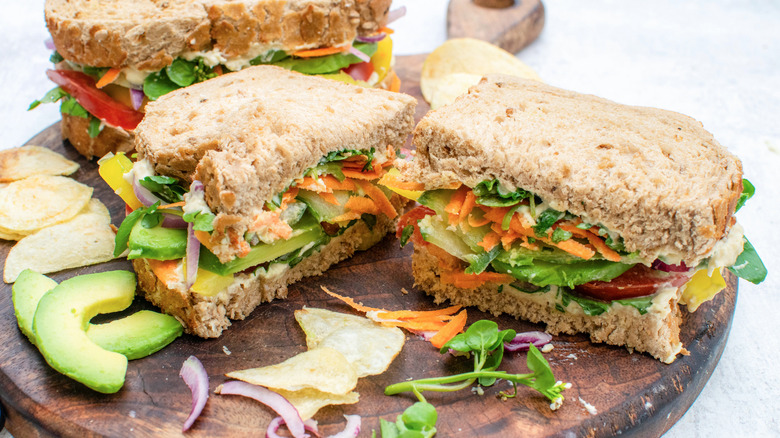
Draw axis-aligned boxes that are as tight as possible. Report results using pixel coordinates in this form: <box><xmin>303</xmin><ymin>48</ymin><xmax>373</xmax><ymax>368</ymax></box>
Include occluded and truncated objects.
<box><xmin>95</xmin><ymin>67</ymin><xmax>121</xmax><ymax>88</ymax></box>
<box><xmin>321</xmin><ymin>286</ymin><xmax>468</xmax><ymax>349</ymax></box>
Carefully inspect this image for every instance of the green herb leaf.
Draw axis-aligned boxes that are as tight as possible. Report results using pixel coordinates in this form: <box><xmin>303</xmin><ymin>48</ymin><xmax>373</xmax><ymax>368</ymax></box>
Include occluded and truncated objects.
<box><xmin>473</xmin><ymin>179</ymin><xmax>533</xmax><ymax>207</ymax></box>
<box><xmin>114</xmin><ymin>203</ymin><xmax>159</xmax><ymax>257</ymax></box>
<box><xmin>362</xmin><ymin>213</ymin><xmax>377</xmax><ymax>231</ymax></box>
<box><xmin>49</xmin><ymin>51</ymin><xmax>64</xmax><ymax>64</ymax></box>
<box><xmin>533</xmin><ymin>209</ymin><xmax>563</xmax><ymax>236</ymax></box>
<box><xmin>82</xmin><ymin>65</ymin><xmax>109</xmax><ymax>79</ymax></box>
<box><xmin>142</xmin><ymin>211</ymin><xmax>162</xmax><ymax>228</ymax></box>
<box><xmin>274</xmin><ymin>42</ymin><xmax>378</xmax><ymax>75</ymax></box>
<box><xmin>735</xmin><ymin>178</ymin><xmax>755</xmax><ymax>212</ymax></box>
<box><xmin>464</xmin><ymin>245</ymin><xmax>500</xmax><ymax>275</ymax></box>
<box><xmin>28</xmin><ymin>87</ymin><xmax>68</xmax><ymax>110</ymax></box>
<box><xmin>184</xmin><ymin>211</ymin><xmax>216</xmax><ymax>232</ymax></box>
<box><xmin>400</xmin><ymin>225</ymin><xmax>414</xmax><ymax>247</ymax></box>
<box><xmin>138</xmin><ymin>175</ymin><xmax>186</xmax><ymax>203</ymax></box>
<box><xmin>615</xmin><ymin>295</ymin><xmax>654</xmax><ymax>315</ymax></box>
<box><xmin>166</xmin><ymin>58</ymin><xmax>197</xmax><ymax>87</ymax></box>
<box><xmin>87</xmin><ymin>117</ymin><xmax>102</xmax><ymax>138</ymax></box>
<box><xmin>143</xmin><ymin>70</ymin><xmax>181</xmax><ymax>101</ymax></box>
<box><xmin>551</xmin><ymin>227</ymin><xmax>572</xmax><ymax>243</ymax></box>
<box><xmin>560</xmin><ymin>288</ymin><xmax>610</xmax><ymax>316</ymax></box>
<box><xmin>728</xmin><ymin>236</ymin><xmax>767</xmax><ymax>284</ymax></box>
<box><xmin>249</xmin><ymin>49</ymin><xmax>290</xmax><ymax>65</ymax></box>
<box><xmin>60</xmin><ymin>97</ymin><xmax>90</xmax><ymax>118</ymax></box>
<box><xmin>321</xmin><ymin>147</ymin><xmax>376</xmax><ymax>170</ymax></box>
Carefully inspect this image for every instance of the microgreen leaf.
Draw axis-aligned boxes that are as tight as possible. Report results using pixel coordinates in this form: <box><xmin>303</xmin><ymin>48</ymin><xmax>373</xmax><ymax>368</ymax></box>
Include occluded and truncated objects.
<box><xmin>87</xmin><ymin>117</ymin><xmax>102</xmax><ymax>138</ymax></box>
<box><xmin>114</xmin><ymin>202</ymin><xmax>159</xmax><ymax>257</ymax></box>
<box><xmin>728</xmin><ymin>236</ymin><xmax>767</xmax><ymax>284</ymax></box>
<box><xmin>400</xmin><ymin>225</ymin><xmax>414</xmax><ymax>247</ymax></box>
<box><xmin>533</xmin><ymin>209</ymin><xmax>563</xmax><ymax>236</ymax></box>
<box><xmin>28</xmin><ymin>87</ymin><xmax>68</xmax><ymax>110</ymax></box>
<box><xmin>735</xmin><ymin>178</ymin><xmax>755</xmax><ymax>212</ymax></box>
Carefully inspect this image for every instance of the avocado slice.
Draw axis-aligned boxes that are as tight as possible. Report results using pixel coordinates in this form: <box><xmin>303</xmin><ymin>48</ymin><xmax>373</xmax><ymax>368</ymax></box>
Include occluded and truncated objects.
<box><xmin>33</xmin><ymin>270</ymin><xmax>136</xmax><ymax>394</ymax></box>
<box><xmin>127</xmin><ymin>220</ymin><xmax>187</xmax><ymax>260</ymax></box>
<box><xmin>86</xmin><ymin>310</ymin><xmax>183</xmax><ymax>360</ymax></box>
<box><xmin>12</xmin><ymin>270</ymin><xmax>57</xmax><ymax>344</ymax></box>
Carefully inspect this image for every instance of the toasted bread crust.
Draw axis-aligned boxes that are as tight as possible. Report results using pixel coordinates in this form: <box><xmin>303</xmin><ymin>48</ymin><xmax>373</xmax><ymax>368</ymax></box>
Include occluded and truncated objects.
<box><xmin>404</xmin><ymin>75</ymin><xmax>743</xmax><ymax>266</ymax></box>
<box><xmin>134</xmin><ymin>207</ymin><xmax>403</xmax><ymax>338</ymax></box>
<box><xmin>60</xmin><ymin>113</ymin><xmax>135</xmax><ymax>159</ymax></box>
<box><xmin>45</xmin><ymin>0</ymin><xmax>392</xmax><ymax>71</ymax></box>
<box><xmin>412</xmin><ymin>245</ymin><xmax>684</xmax><ymax>363</ymax></box>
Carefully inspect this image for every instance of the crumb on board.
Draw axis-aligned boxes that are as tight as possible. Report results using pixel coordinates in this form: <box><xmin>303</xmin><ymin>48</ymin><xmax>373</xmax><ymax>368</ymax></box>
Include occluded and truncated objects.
<box><xmin>579</xmin><ymin>397</ymin><xmax>598</xmax><ymax>415</ymax></box>
<box><xmin>541</xmin><ymin>343</ymin><xmax>554</xmax><ymax>353</ymax></box>
<box><xmin>223</xmin><ymin>345</ymin><xmax>232</xmax><ymax>356</ymax></box>
<box><xmin>401</xmin><ymin>288</ymin><xmax>409</xmax><ymax>295</ymax></box>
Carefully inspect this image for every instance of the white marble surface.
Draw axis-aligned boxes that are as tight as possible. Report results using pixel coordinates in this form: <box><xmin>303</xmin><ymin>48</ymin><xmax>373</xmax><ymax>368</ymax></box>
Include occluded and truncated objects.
<box><xmin>1</xmin><ymin>0</ymin><xmax>778</xmax><ymax>436</ymax></box>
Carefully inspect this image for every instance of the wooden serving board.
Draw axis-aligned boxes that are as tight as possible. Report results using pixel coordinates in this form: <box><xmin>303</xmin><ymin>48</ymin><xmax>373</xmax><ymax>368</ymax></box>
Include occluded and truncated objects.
<box><xmin>0</xmin><ymin>7</ymin><xmax>736</xmax><ymax>436</ymax></box>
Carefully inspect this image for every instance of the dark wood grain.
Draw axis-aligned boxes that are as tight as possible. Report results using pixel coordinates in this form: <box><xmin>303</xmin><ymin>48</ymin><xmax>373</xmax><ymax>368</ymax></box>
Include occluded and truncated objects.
<box><xmin>448</xmin><ymin>0</ymin><xmax>545</xmax><ymax>53</ymax></box>
<box><xmin>0</xmin><ymin>53</ymin><xmax>736</xmax><ymax>438</ymax></box>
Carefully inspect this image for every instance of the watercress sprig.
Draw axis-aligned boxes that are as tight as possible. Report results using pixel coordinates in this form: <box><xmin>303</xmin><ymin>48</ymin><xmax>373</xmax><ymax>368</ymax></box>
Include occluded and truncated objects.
<box><xmin>384</xmin><ymin>320</ymin><xmax>568</xmax><ymax>408</ymax></box>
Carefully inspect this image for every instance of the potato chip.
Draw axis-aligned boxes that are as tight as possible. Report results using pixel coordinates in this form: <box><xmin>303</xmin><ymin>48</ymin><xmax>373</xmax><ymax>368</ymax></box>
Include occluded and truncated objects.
<box><xmin>0</xmin><ymin>146</ymin><xmax>79</xmax><ymax>182</ymax></box>
<box><xmin>421</xmin><ymin>38</ymin><xmax>542</xmax><ymax>106</ymax></box>
<box><xmin>295</xmin><ymin>307</ymin><xmax>405</xmax><ymax>377</ymax></box>
<box><xmin>428</xmin><ymin>73</ymin><xmax>484</xmax><ymax>110</ymax></box>
<box><xmin>226</xmin><ymin>347</ymin><xmax>358</xmax><ymax>395</ymax></box>
<box><xmin>275</xmin><ymin>388</ymin><xmax>359</xmax><ymax>420</ymax></box>
<box><xmin>0</xmin><ymin>175</ymin><xmax>92</xmax><ymax>235</ymax></box>
<box><xmin>3</xmin><ymin>199</ymin><xmax>115</xmax><ymax>283</ymax></box>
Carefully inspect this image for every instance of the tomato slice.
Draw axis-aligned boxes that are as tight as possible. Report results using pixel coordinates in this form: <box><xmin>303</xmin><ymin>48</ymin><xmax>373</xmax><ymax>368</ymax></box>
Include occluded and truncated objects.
<box><xmin>396</xmin><ymin>205</ymin><xmax>435</xmax><ymax>246</ymax></box>
<box><xmin>343</xmin><ymin>61</ymin><xmax>375</xmax><ymax>82</ymax></box>
<box><xmin>46</xmin><ymin>69</ymin><xmax>144</xmax><ymax>131</ymax></box>
<box><xmin>575</xmin><ymin>264</ymin><xmax>690</xmax><ymax>300</ymax></box>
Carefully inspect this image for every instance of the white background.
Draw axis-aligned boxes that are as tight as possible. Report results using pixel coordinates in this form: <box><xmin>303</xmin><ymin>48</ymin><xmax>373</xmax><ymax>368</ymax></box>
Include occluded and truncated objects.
<box><xmin>1</xmin><ymin>0</ymin><xmax>779</xmax><ymax>436</ymax></box>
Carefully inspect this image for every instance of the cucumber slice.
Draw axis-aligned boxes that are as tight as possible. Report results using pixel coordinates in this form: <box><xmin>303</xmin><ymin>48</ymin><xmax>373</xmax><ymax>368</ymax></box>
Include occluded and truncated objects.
<box><xmin>417</xmin><ymin>189</ymin><xmax>453</xmax><ymax>216</ymax></box>
<box><xmin>296</xmin><ymin>190</ymin><xmax>352</xmax><ymax>223</ymax></box>
<box><xmin>418</xmin><ymin>215</ymin><xmax>475</xmax><ymax>261</ymax></box>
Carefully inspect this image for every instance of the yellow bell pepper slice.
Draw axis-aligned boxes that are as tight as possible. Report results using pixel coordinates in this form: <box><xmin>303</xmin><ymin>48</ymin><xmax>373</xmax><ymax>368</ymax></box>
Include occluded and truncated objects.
<box><xmin>98</xmin><ymin>152</ymin><xmax>142</xmax><ymax>210</ymax></box>
<box><xmin>680</xmin><ymin>268</ymin><xmax>727</xmax><ymax>312</ymax></box>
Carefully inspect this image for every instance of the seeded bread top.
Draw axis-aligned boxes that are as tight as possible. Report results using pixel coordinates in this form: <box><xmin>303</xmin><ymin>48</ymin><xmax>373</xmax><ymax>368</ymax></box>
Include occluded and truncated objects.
<box><xmin>45</xmin><ymin>0</ymin><xmax>392</xmax><ymax>71</ymax></box>
<box><xmin>403</xmin><ymin>75</ymin><xmax>743</xmax><ymax>265</ymax></box>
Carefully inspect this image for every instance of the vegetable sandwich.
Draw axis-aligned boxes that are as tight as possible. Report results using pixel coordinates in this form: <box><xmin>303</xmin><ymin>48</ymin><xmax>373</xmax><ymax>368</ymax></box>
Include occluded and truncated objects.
<box><xmin>105</xmin><ymin>65</ymin><xmax>416</xmax><ymax>337</ymax></box>
<box><xmin>36</xmin><ymin>0</ymin><xmax>401</xmax><ymax>159</ymax></box>
<box><xmin>391</xmin><ymin>75</ymin><xmax>766</xmax><ymax>363</ymax></box>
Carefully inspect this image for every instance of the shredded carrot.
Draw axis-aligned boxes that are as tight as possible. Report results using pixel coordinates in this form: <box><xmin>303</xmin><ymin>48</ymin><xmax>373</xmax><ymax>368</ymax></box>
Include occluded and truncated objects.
<box><xmin>341</xmin><ymin>168</ymin><xmax>386</xmax><ymax>180</ymax></box>
<box><xmin>344</xmin><ymin>196</ymin><xmax>379</xmax><ymax>214</ymax></box>
<box><xmin>321</xmin><ymin>286</ymin><xmax>381</xmax><ymax>313</ymax></box>
<box><xmin>323</xmin><ymin>175</ymin><xmax>357</xmax><ymax>191</ymax></box>
<box><xmin>377</xmin><ymin>172</ymin><xmax>426</xmax><ymax>191</ymax></box>
<box><xmin>228</xmin><ymin>228</ymin><xmax>251</xmax><ymax>258</ymax></box>
<box><xmin>467</xmin><ymin>213</ymin><xmax>492</xmax><ymax>227</ymax></box>
<box><xmin>430</xmin><ymin>309</ymin><xmax>468</xmax><ymax>349</ymax></box>
<box><xmin>557</xmin><ymin>223</ymin><xmax>590</xmax><ymax>239</ymax></box>
<box><xmin>445</xmin><ymin>186</ymin><xmax>469</xmax><ymax>225</ymax></box>
<box><xmin>157</xmin><ymin>201</ymin><xmax>186</xmax><ymax>210</ymax></box>
<box><xmin>148</xmin><ymin>259</ymin><xmax>180</xmax><ymax>285</ymax></box>
<box><xmin>316</xmin><ymin>191</ymin><xmax>340</xmax><ymax>206</ymax></box>
<box><xmin>586</xmin><ymin>234</ymin><xmax>622</xmax><ymax>262</ymax></box>
<box><xmin>293</xmin><ymin>46</ymin><xmax>348</xmax><ymax>58</ymax></box>
<box><xmin>376</xmin><ymin>305</ymin><xmax>462</xmax><ymax>321</ymax></box>
<box><xmin>509</xmin><ymin>215</ymin><xmax>535</xmax><ymax>237</ymax></box>
<box><xmin>281</xmin><ymin>187</ymin><xmax>299</xmax><ymax>205</ymax></box>
<box><xmin>478</xmin><ymin>231</ymin><xmax>501</xmax><ymax>252</ymax></box>
<box><xmin>213</xmin><ymin>65</ymin><xmax>223</xmax><ymax>75</ymax></box>
<box><xmin>378</xmin><ymin>27</ymin><xmax>395</xmax><ymax>35</ymax></box>
<box><xmin>390</xmin><ymin>320</ymin><xmax>450</xmax><ymax>331</ymax></box>
<box><xmin>458</xmin><ymin>191</ymin><xmax>477</xmax><ymax>224</ymax></box>
<box><xmin>357</xmin><ymin>180</ymin><xmax>397</xmax><ymax>218</ymax></box>
<box><xmin>95</xmin><ymin>67</ymin><xmax>121</xmax><ymax>88</ymax></box>
<box><xmin>539</xmin><ymin>234</ymin><xmax>595</xmax><ymax>260</ymax></box>
<box><xmin>389</xmin><ymin>71</ymin><xmax>401</xmax><ymax>93</ymax></box>
<box><xmin>481</xmin><ymin>206</ymin><xmax>511</xmax><ymax>224</ymax></box>
<box><xmin>500</xmin><ymin>232</ymin><xmax>519</xmax><ymax>250</ymax></box>
<box><xmin>194</xmin><ymin>230</ymin><xmax>214</xmax><ymax>251</ymax></box>
<box><xmin>330</xmin><ymin>211</ymin><xmax>363</xmax><ymax>223</ymax></box>
<box><xmin>440</xmin><ymin>270</ymin><xmax>514</xmax><ymax>289</ymax></box>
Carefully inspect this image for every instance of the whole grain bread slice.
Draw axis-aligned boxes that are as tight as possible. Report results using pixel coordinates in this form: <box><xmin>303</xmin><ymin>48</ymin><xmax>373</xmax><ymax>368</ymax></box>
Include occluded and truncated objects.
<box><xmin>46</xmin><ymin>0</ymin><xmax>392</xmax><ymax>71</ymax></box>
<box><xmin>403</xmin><ymin>75</ymin><xmax>743</xmax><ymax>266</ymax></box>
<box><xmin>135</xmin><ymin>65</ymin><xmax>415</xmax><ymax>261</ymax></box>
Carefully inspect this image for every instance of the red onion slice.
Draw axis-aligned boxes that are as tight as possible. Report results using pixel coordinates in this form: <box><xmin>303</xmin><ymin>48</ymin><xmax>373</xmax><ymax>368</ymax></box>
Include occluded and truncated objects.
<box><xmin>162</xmin><ymin>213</ymin><xmax>188</xmax><ymax>229</ymax></box>
<box><xmin>130</xmin><ymin>88</ymin><xmax>145</xmax><ymax>110</ymax></box>
<box><xmin>179</xmin><ymin>355</ymin><xmax>209</xmax><ymax>432</ymax></box>
<box><xmin>132</xmin><ymin>177</ymin><xmax>163</xmax><ymax>207</ymax></box>
<box><xmin>186</xmin><ymin>222</ymin><xmax>200</xmax><ymax>289</ymax></box>
<box><xmin>386</xmin><ymin>6</ymin><xmax>407</xmax><ymax>25</ymax></box>
<box><xmin>326</xmin><ymin>415</ymin><xmax>361</xmax><ymax>438</ymax></box>
<box><xmin>355</xmin><ymin>32</ymin><xmax>386</xmax><ymax>43</ymax></box>
<box><xmin>347</xmin><ymin>45</ymin><xmax>371</xmax><ymax>63</ymax></box>
<box><xmin>504</xmin><ymin>331</ymin><xmax>553</xmax><ymax>352</ymax></box>
<box><xmin>651</xmin><ymin>259</ymin><xmax>690</xmax><ymax>272</ymax></box>
<box><xmin>44</xmin><ymin>38</ymin><xmax>55</xmax><ymax>51</ymax></box>
<box><xmin>267</xmin><ymin>417</ymin><xmax>321</xmax><ymax>438</ymax></box>
<box><xmin>219</xmin><ymin>381</ymin><xmax>306</xmax><ymax>438</ymax></box>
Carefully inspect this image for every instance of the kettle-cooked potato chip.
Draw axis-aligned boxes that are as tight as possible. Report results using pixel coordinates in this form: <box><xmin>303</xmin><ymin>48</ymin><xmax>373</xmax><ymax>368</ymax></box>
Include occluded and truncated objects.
<box><xmin>226</xmin><ymin>347</ymin><xmax>358</xmax><ymax>395</ymax></box>
<box><xmin>3</xmin><ymin>199</ymin><xmax>115</xmax><ymax>283</ymax></box>
<box><xmin>421</xmin><ymin>38</ymin><xmax>542</xmax><ymax>108</ymax></box>
<box><xmin>274</xmin><ymin>388</ymin><xmax>359</xmax><ymax>420</ymax></box>
<box><xmin>295</xmin><ymin>307</ymin><xmax>405</xmax><ymax>377</ymax></box>
<box><xmin>0</xmin><ymin>175</ymin><xmax>92</xmax><ymax>235</ymax></box>
<box><xmin>0</xmin><ymin>146</ymin><xmax>79</xmax><ymax>182</ymax></box>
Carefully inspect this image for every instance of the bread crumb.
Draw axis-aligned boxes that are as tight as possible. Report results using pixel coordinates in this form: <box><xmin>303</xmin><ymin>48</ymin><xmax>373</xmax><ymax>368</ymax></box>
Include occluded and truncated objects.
<box><xmin>401</xmin><ymin>287</ymin><xmax>409</xmax><ymax>295</ymax></box>
<box><xmin>579</xmin><ymin>397</ymin><xmax>598</xmax><ymax>415</ymax></box>
<box><xmin>541</xmin><ymin>343</ymin><xmax>554</xmax><ymax>353</ymax></box>
<box><xmin>471</xmin><ymin>386</ymin><xmax>484</xmax><ymax>396</ymax></box>
<box><xmin>566</xmin><ymin>353</ymin><xmax>577</xmax><ymax>360</ymax></box>
<box><xmin>223</xmin><ymin>345</ymin><xmax>232</xmax><ymax>355</ymax></box>
<box><xmin>128</xmin><ymin>410</ymin><xmax>137</xmax><ymax>418</ymax></box>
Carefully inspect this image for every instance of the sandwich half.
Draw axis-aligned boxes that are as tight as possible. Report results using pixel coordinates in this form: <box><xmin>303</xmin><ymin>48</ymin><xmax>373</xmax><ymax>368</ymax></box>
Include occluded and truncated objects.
<box><xmin>105</xmin><ymin>65</ymin><xmax>416</xmax><ymax>337</ymax></box>
<box><xmin>391</xmin><ymin>75</ymin><xmax>766</xmax><ymax>363</ymax></box>
<box><xmin>34</xmin><ymin>0</ymin><xmax>401</xmax><ymax>159</ymax></box>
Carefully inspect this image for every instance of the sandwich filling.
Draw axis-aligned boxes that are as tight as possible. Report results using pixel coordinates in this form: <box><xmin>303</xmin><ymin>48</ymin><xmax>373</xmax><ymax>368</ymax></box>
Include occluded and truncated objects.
<box><xmin>104</xmin><ymin>146</ymin><xmax>401</xmax><ymax>296</ymax></box>
<box><xmin>392</xmin><ymin>178</ymin><xmax>766</xmax><ymax>316</ymax></box>
<box><xmin>31</xmin><ymin>35</ymin><xmax>398</xmax><ymax>138</ymax></box>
